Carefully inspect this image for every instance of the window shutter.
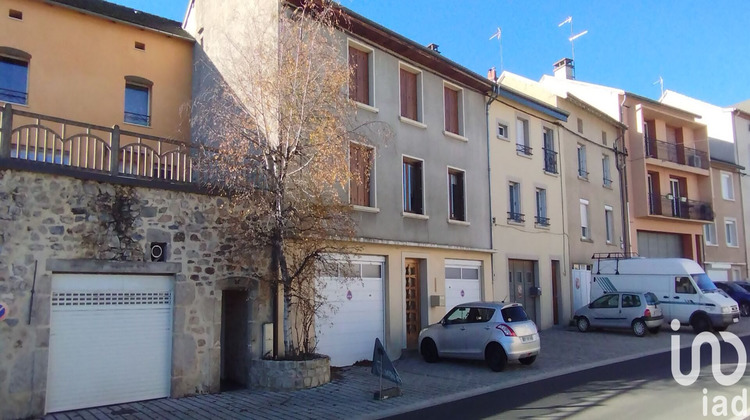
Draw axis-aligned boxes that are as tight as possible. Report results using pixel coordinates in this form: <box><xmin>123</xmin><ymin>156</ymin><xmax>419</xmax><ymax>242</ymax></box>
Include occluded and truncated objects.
<box><xmin>401</xmin><ymin>69</ymin><xmax>417</xmax><ymax>120</ymax></box>
<box><xmin>413</xmin><ymin>162</ymin><xmax>423</xmax><ymax>213</ymax></box>
<box><xmin>362</xmin><ymin>147</ymin><xmax>372</xmax><ymax>207</ymax></box>
<box><xmin>444</xmin><ymin>87</ymin><xmax>459</xmax><ymax>134</ymax></box>
<box><xmin>349</xmin><ymin>47</ymin><xmax>369</xmax><ymax>104</ymax></box>
<box><xmin>349</xmin><ymin>143</ymin><xmax>360</xmax><ymax>204</ymax></box>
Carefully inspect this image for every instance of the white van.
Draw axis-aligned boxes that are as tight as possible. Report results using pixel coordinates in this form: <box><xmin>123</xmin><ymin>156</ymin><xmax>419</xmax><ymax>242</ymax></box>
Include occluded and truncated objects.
<box><xmin>591</xmin><ymin>257</ymin><xmax>739</xmax><ymax>333</ymax></box>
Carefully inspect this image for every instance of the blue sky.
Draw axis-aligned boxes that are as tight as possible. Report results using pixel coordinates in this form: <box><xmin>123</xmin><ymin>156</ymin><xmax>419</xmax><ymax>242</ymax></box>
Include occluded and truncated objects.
<box><xmin>115</xmin><ymin>0</ymin><xmax>749</xmax><ymax>107</ymax></box>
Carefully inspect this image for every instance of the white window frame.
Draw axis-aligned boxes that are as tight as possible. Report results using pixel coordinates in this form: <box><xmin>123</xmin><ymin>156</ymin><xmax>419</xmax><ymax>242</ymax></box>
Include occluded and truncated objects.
<box><xmin>447</xmin><ymin>166</ymin><xmax>468</xmax><ymax>224</ymax></box>
<box><xmin>349</xmin><ymin>141</ymin><xmax>378</xmax><ymax>212</ymax></box>
<box><xmin>602</xmin><ymin>154</ymin><xmax>612</xmax><ymax>187</ymax></box>
<box><xmin>604</xmin><ymin>205</ymin><xmax>614</xmax><ymax>244</ymax></box>
<box><xmin>124</xmin><ymin>81</ymin><xmax>151</xmax><ymax>127</ymax></box>
<box><xmin>704</xmin><ymin>222</ymin><xmax>718</xmax><ymax>246</ymax></box>
<box><xmin>347</xmin><ymin>38</ymin><xmax>377</xmax><ymax>112</ymax></box>
<box><xmin>725</xmin><ymin>218</ymin><xmax>739</xmax><ymax>247</ymax></box>
<box><xmin>442</xmin><ymin>81</ymin><xmax>466</xmax><ymax>141</ymax></box>
<box><xmin>535</xmin><ymin>187</ymin><xmax>548</xmax><ymax>226</ymax></box>
<box><xmin>515</xmin><ymin>116</ymin><xmax>531</xmax><ymax>155</ymax></box>
<box><xmin>508</xmin><ymin>181</ymin><xmax>522</xmax><ymax>222</ymax></box>
<box><xmin>580</xmin><ymin>199</ymin><xmax>590</xmax><ymax>239</ymax></box>
<box><xmin>577</xmin><ymin>144</ymin><xmax>588</xmax><ymax>179</ymax></box>
<box><xmin>721</xmin><ymin>171</ymin><xmax>735</xmax><ymax>201</ymax></box>
<box><xmin>402</xmin><ymin>154</ymin><xmax>427</xmax><ymax>219</ymax></box>
<box><xmin>0</xmin><ymin>53</ymin><xmax>30</xmax><ymax>106</ymax></box>
<box><xmin>496</xmin><ymin>119</ymin><xmax>509</xmax><ymax>141</ymax></box>
<box><xmin>398</xmin><ymin>62</ymin><xmax>425</xmax><ymax>127</ymax></box>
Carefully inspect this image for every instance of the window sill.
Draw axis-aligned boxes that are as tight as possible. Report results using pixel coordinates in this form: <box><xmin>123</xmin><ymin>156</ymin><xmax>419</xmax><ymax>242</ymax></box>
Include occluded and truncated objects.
<box><xmin>443</xmin><ymin>131</ymin><xmax>468</xmax><ymax>142</ymax></box>
<box><xmin>0</xmin><ymin>100</ymin><xmax>29</xmax><ymax>108</ymax></box>
<box><xmin>727</xmin><ymin>244</ymin><xmax>740</xmax><ymax>248</ymax></box>
<box><xmin>578</xmin><ymin>175</ymin><xmax>589</xmax><ymax>182</ymax></box>
<box><xmin>353</xmin><ymin>205</ymin><xmax>380</xmax><ymax>213</ymax></box>
<box><xmin>507</xmin><ymin>220</ymin><xmax>525</xmax><ymax>227</ymax></box>
<box><xmin>580</xmin><ymin>238</ymin><xmax>594</xmax><ymax>243</ymax></box>
<box><xmin>123</xmin><ymin>122</ymin><xmax>152</xmax><ymax>129</ymax></box>
<box><xmin>534</xmin><ymin>223</ymin><xmax>550</xmax><ymax>230</ymax></box>
<box><xmin>722</xmin><ymin>197</ymin><xmax>736</xmax><ymax>202</ymax></box>
<box><xmin>447</xmin><ymin>219</ymin><xmax>470</xmax><ymax>226</ymax></box>
<box><xmin>543</xmin><ymin>170</ymin><xmax>559</xmax><ymax>177</ymax></box>
<box><xmin>603</xmin><ymin>183</ymin><xmax>613</xmax><ymax>190</ymax></box>
<box><xmin>355</xmin><ymin>102</ymin><xmax>379</xmax><ymax>114</ymax></box>
<box><xmin>705</xmin><ymin>243</ymin><xmax>719</xmax><ymax>247</ymax></box>
<box><xmin>403</xmin><ymin>212</ymin><xmax>429</xmax><ymax>220</ymax></box>
<box><xmin>516</xmin><ymin>152</ymin><xmax>533</xmax><ymax>159</ymax></box>
<box><xmin>497</xmin><ymin>135</ymin><xmax>510</xmax><ymax>142</ymax></box>
<box><xmin>399</xmin><ymin>116</ymin><xmax>427</xmax><ymax>129</ymax></box>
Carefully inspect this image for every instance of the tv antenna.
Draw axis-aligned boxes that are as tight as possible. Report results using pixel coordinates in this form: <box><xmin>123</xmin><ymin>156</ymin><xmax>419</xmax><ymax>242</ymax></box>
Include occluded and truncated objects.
<box><xmin>489</xmin><ymin>27</ymin><xmax>503</xmax><ymax>72</ymax></box>
<box><xmin>558</xmin><ymin>16</ymin><xmax>587</xmax><ymax>63</ymax></box>
<box><xmin>653</xmin><ymin>76</ymin><xmax>664</xmax><ymax>97</ymax></box>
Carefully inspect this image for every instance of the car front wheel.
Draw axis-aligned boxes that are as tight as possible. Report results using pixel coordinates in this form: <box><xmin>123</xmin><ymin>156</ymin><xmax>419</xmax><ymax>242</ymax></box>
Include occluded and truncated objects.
<box><xmin>691</xmin><ymin>313</ymin><xmax>712</xmax><ymax>334</ymax></box>
<box><xmin>632</xmin><ymin>319</ymin><xmax>647</xmax><ymax>337</ymax></box>
<box><xmin>420</xmin><ymin>339</ymin><xmax>440</xmax><ymax>363</ymax></box>
<box><xmin>576</xmin><ymin>317</ymin><xmax>590</xmax><ymax>333</ymax></box>
<box><xmin>485</xmin><ymin>343</ymin><xmax>508</xmax><ymax>372</ymax></box>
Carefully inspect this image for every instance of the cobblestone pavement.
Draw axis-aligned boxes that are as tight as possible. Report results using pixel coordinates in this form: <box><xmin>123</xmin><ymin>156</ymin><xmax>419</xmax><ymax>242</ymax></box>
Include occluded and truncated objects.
<box><xmin>45</xmin><ymin>319</ymin><xmax>750</xmax><ymax>420</ymax></box>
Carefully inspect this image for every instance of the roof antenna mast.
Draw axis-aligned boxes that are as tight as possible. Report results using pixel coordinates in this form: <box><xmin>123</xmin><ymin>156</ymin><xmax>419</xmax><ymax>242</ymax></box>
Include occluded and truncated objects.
<box><xmin>653</xmin><ymin>76</ymin><xmax>664</xmax><ymax>97</ymax></box>
<box><xmin>558</xmin><ymin>16</ymin><xmax>587</xmax><ymax>72</ymax></box>
<box><xmin>489</xmin><ymin>27</ymin><xmax>503</xmax><ymax>72</ymax></box>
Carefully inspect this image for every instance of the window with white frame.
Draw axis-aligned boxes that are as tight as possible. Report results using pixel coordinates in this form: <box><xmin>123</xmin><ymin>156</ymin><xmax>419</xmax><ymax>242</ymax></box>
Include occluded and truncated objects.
<box><xmin>721</xmin><ymin>172</ymin><xmax>735</xmax><ymax>200</ymax></box>
<box><xmin>577</xmin><ymin>144</ymin><xmax>588</xmax><ymax>178</ymax></box>
<box><xmin>535</xmin><ymin>188</ymin><xmax>548</xmax><ymax>226</ymax></box>
<box><xmin>448</xmin><ymin>168</ymin><xmax>466</xmax><ymax>221</ymax></box>
<box><xmin>516</xmin><ymin>117</ymin><xmax>531</xmax><ymax>155</ymax></box>
<box><xmin>496</xmin><ymin>119</ymin><xmax>508</xmax><ymax>140</ymax></box>
<box><xmin>403</xmin><ymin>157</ymin><xmax>424</xmax><ymax>214</ymax></box>
<box><xmin>443</xmin><ymin>83</ymin><xmax>464</xmax><ymax>136</ymax></box>
<box><xmin>0</xmin><ymin>53</ymin><xmax>29</xmax><ymax>105</ymax></box>
<box><xmin>348</xmin><ymin>40</ymin><xmax>374</xmax><ymax>107</ymax></box>
<box><xmin>704</xmin><ymin>222</ymin><xmax>717</xmax><ymax>246</ymax></box>
<box><xmin>602</xmin><ymin>155</ymin><xmax>612</xmax><ymax>187</ymax></box>
<box><xmin>349</xmin><ymin>142</ymin><xmax>375</xmax><ymax>208</ymax></box>
<box><xmin>725</xmin><ymin>218</ymin><xmax>738</xmax><ymax>247</ymax></box>
<box><xmin>399</xmin><ymin>64</ymin><xmax>422</xmax><ymax>123</ymax></box>
<box><xmin>605</xmin><ymin>206</ymin><xmax>614</xmax><ymax>243</ymax></box>
<box><xmin>124</xmin><ymin>81</ymin><xmax>151</xmax><ymax>126</ymax></box>
<box><xmin>580</xmin><ymin>199</ymin><xmax>590</xmax><ymax>239</ymax></box>
<box><xmin>508</xmin><ymin>182</ymin><xmax>523</xmax><ymax>222</ymax></box>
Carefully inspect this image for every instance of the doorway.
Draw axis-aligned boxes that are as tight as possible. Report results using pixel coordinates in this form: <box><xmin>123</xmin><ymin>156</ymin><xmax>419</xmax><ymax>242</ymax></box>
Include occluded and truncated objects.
<box><xmin>221</xmin><ymin>290</ymin><xmax>249</xmax><ymax>391</ymax></box>
<box><xmin>551</xmin><ymin>260</ymin><xmax>561</xmax><ymax>325</ymax></box>
<box><xmin>404</xmin><ymin>259</ymin><xmax>421</xmax><ymax>350</ymax></box>
<box><xmin>508</xmin><ymin>259</ymin><xmax>537</xmax><ymax>324</ymax></box>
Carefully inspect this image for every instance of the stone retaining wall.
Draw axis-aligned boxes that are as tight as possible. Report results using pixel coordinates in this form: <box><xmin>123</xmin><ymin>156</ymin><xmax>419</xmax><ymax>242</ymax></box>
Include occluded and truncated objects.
<box><xmin>249</xmin><ymin>357</ymin><xmax>331</xmax><ymax>391</ymax></box>
<box><xmin>0</xmin><ymin>169</ymin><xmax>271</xmax><ymax>419</ymax></box>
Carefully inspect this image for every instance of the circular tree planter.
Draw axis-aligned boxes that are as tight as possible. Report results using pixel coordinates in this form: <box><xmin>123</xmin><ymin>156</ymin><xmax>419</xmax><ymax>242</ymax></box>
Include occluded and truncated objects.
<box><xmin>250</xmin><ymin>355</ymin><xmax>331</xmax><ymax>391</ymax></box>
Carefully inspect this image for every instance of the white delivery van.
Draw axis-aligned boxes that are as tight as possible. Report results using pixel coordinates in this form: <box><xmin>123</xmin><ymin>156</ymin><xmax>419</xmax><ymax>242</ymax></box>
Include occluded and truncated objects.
<box><xmin>591</xmin><ymin>256</ymin><xmax>739</xmax><ymax>333</ymax></box>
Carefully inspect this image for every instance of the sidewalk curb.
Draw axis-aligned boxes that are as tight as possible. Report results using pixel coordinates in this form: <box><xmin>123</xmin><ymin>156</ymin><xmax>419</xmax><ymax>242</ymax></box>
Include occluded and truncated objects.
<box><xmin>362</xmin><ymin>328</ymin><xmax>750</xmax><ymax>420</ymax></box>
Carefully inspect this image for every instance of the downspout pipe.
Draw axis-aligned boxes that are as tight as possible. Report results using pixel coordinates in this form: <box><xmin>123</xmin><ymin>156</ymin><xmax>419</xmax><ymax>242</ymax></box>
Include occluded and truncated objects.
<box><xmin>486</xmin><ymin>86</ymin><xmax>499</xmax><ymax>298</ymax></box>
<box><xmin>617</xmin><ymin>95</ymin><xmax>631</xmax><ymax>254</ymax></box>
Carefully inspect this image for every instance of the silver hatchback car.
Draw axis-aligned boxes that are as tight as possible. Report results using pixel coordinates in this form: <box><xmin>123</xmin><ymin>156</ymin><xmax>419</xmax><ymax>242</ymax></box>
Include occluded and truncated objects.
<box><xmin>418</xmin><ymin>302</ymin><xmax>540</xmax><ymax>371</ymax></box>
<box><xmin>574</xmin><ymin>291</ymin><xmax>663</xmax><ymax>337</ymax></box>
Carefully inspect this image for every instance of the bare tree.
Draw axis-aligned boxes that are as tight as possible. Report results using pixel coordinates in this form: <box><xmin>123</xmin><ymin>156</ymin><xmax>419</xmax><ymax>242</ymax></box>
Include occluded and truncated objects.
<box><xmin>192</xmin><ymin>0</ymin><xmax>382</xmax><ymax>357</ymax></box>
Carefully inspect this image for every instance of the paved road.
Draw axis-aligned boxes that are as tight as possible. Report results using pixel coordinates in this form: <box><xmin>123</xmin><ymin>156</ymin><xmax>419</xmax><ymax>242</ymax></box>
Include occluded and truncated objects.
<box><xmin>386</xmin><ymin>335</ymin><xmax>750</xmax><ymax>420</ymax></box>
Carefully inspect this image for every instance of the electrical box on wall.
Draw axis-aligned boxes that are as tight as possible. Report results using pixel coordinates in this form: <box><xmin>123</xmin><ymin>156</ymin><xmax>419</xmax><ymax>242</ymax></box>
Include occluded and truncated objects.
<box><xmin>429</xmin><ymin>295</ymin><xmax>445</xmax><ymax>307</ymax></box>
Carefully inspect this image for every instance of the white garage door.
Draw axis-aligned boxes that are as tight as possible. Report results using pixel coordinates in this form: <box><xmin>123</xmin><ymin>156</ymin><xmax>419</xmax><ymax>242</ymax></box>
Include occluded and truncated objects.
<box><xmin>445</xmin><ymin>259</ymin><xmax>482</xmax><ymax>313</ymax></box>
<box><xmin>47</xmin><ymin>274</ymin><xmax>173</xmax><ymax>413</ymax></box>
<box><xmin>707</xmin><ymin>269</ymin><xmax>729</xmax><ymax>282</ymax></box>
<box><xmin>316</xmin><ymin>256</ymin><xmax>384</xmax><ymax>367</ymax></box>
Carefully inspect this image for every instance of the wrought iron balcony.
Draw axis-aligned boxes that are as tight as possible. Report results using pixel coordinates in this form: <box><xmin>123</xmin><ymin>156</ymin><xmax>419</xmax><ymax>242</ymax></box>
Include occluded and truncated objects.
<box><xmin>603</xmin><ymin>177</ymin><xmax>613</xmax><ymax>188</ymax></box>
<box><xmin>578</xmin><ymin>168</ymin><xmax>589</xmax><ymax>179</ymax></box>
<box><xmin>644</xmin><ymin>137</ymin><xmax>709</xmax><ymax>170</ymax></box>
<box><xmin>647</xmin><ymin>193</ymin><xmax>713</xmax><ymax>221</ymax></box>
<box><xmin>516</xmin><ymin>143</ymin><xmax>532</xmax><ymax>156</ymax></box>
<box><xmin>507</xmin><ymin>211</ymin><xmax>525</xmax><ymax>223</ymax></box>
<box><xmin>535</xmin><ymin>215</ymin><xmax>550</xmax><ymax>226</ymax></box>
<box><xmin>542</xmin><ymin>148</ymin><xmax>557</xmax><ymax>174</ymax></box>
<box><xmin>124</xmin><ymin>111</ymin><xmax>151</xmax><ymax>127</ymax></box>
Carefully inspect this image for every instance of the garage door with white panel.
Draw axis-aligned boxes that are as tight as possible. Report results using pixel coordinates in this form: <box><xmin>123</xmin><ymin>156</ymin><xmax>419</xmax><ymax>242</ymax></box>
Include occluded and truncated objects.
<box><xmin>46</xmin><ymin>274</ymin><xmax>173</xmax><ymax>413</ymax></box>
<box><xmin>445</xmin><ymin>259</ymin><xmax>482</xmax><ymax>313</ymax></box>
<box><xmin>315</xmin><ymin>256</ymin><xmax>384</xmax><ymax>367</ymax></box>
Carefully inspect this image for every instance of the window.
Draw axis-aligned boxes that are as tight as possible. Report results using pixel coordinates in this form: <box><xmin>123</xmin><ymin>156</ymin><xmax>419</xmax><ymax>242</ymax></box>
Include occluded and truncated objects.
<box><xmin>403</xmin><ymin>157</ymin><xmax>424</xmax><ymax>214</ymax></box>
<box><xmin>602</xmin><ymin>131</ymin><xmax>608</xmax><ymax>146</ymax></box>
<box><xmin>445</xmin><ymin>307</ymin><xmax>470</xmax><ymax>324</ymax></box>
<box><xmin>9</xmin><ymin>9</ymin><xmax>23</xmax><ymax>20</ymax></box>
<box><xmin>134</xmin><ymin>42</ymin><xmax>146</xmax><ymax>51</ymax></box>
<box><xmin>516</xmin><ymin>117</ymin><xmax>531</xmax><ymax>155</ymax></box>
<box><xmin>448</xmin><ymin>168</ymin><xmax>466</xmax><ymax>221</ymax></box>
<box><xmin>577</xmin><ymin>117</ymin><xmax>584</xmax><ymax>134</ymax></box>
<box><xmin>0</xmin><ymin>55</ymin><xmax>29</xmax><ymax>104</ymax></box>
<box><xmin>590</xmin><ymin>294</ymin><xmax>619</xmax><ymax>309</ymax></box>
<box><xmin>124</xmin><ymin>82</ymin><xmax>150</xmax><ymax>126</ymax></box>
<box><xmin>542</xmin><ymin>127</ymin><xmax>557</xmax><ymax>173</ymax></box>
<box><xmin>605</xmin><ymin>206</ymin><xmax>614</xmax><ymax>243</ymax></box>
<box><xmin>621</xmin><ymin>294</ymin><xmax>641</xmax><ymax>308</ymax></box>
<box><xmin>725</xmin><ymin>218</ymin><xmax>739</xmax><ymax>247</ymax></box>
<box><xmin>602</xmin><ymin>155</ymin><xmax>612</xmax><ymax>187</ymax></box>
<box><xmin>399</xmin><ymin>65</ymin><xmax>421</xmax><ymax>122</ymax></box>
<box><xmin>348</xmin><ymin>42</ymin><xmax>372</xmax><ymax>106</ymax></box>
<box><xmin>721</xmin><ymin>172</ymin><xmax>735</xmax><ymax>200</ymax></box>
<box><xmin>496</xmin><ymin>120</ymin><xmax>508</xmax><ymax>139</ymax></box>
<box><xmin>535</xmin><ymin>188</ymin><xmax>548</xmax><ymax>226</ymax></box>
<box><xmin>577</xmin><ymin>144</ymin><xmax>588</xmax><ymax>178</ymax></box>
<box><xmin>349</xmin><ymin>142</ymin><xmax>375</xmax><ymax>208</ymax></box>
<box><xmin>675</xmin><ymin>277</ymin><xmax>696</xmax><ymax>294</ymax></box>
<box><xmin>704</xmin><ymin>222</ymin><xmax>717</xmax><ymax>246</ymax></box>
<box><xmin>443</xmin><ymin>84</ymin><xmax>463</xmax><ymax>136</ymax></box>
<box><xmin>580</xmin><ymin>199</ymin><xmax>590</xmax><ymax>239</ymax></box>
<box><xmin>508</xmin><ymin>182</ymin><xmax>523</xmax><ymax>222</ymax></box>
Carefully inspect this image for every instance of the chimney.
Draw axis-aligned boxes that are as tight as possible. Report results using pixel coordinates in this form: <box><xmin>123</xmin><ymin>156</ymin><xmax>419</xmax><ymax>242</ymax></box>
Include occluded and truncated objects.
<box><xmin>487</xmin><ymin>67</ymin><xmax>497</xmax><ymax>82</ymax></box>
<box><xmin>553</xmin><ymin>58</ymin><xmax>575</xmax><ymax>80</ymax></box>
<box><xmin>427</xmin><ymin>43</ymin><xmax>440</xmax><ymax>53</ymax></box>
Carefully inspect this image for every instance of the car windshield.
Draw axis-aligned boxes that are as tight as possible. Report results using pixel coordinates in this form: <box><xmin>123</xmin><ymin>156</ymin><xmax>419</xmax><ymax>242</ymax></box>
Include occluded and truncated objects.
<box><xmin>737</xmin><ymin>283</ymin><xmax>750</xmax><ymax>293</ymax></box>
<box><xmin>501</xmin><ymin>306</ymin><xmax>529</xmax><ymax>323</ymax></box>
<box><xmin>692</xmin><ymin>273</ymin><xmax>718</xmax><ymax>292</ymax></box>
<box><xmin>728</xmin><ymin>283</ymin><xmax>748</xmax><ymax>294</ymax></box>
<box><xmin>644</xmin><ymin>292</ymin><xmax>659</xmax><ymax>305</ymax></box>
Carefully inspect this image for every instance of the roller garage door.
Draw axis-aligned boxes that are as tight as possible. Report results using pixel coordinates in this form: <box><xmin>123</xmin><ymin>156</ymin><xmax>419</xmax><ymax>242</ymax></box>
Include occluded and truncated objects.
<box><xmin>46</xmin><ymin>274</ymin><xmax>173</xmax><ymax>413</ymax></box>
<box><xmin>445</xmin><ymin>259</ymin><xmax>482</xmax><ymax>312</ymax></box>
<box><xmin>637</xmin><ymin>231</ymin><xmax>683</xmax><ymax>258</ymax></box>
<box><xmin>315</xmin><ymin>256</ymin><xmax>384</xmax><ymax>367</ymax></box>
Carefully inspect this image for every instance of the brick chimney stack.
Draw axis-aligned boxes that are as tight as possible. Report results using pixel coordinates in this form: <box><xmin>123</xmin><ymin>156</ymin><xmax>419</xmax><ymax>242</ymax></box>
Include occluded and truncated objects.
<box><xmin>553</xmin><ymin>58</ymin><xmax>575</xmax><ymax>80</ymax></box>
<box><xmin>487</xmin><ymin>67</ymin><xmax>497</xmax><ymax>82</ymax></box>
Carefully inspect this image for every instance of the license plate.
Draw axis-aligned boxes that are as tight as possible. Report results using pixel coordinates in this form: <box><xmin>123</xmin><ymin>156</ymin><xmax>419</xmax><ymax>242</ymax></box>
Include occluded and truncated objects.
<box><xmin>521</xmin><ymin>334</ymin><xmax>536</xmax><ymax>343</ymax></box>
<box><xmin>733</xmin><ymin>318</ymin><xmax>739</xmax><ymax>323</ymax></box>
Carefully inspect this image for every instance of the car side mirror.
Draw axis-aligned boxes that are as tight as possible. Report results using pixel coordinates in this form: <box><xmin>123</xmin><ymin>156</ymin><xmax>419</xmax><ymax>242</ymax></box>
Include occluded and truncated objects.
<box><xmin>588</xmin><ymin>303</ymin><xmax>593</xmax><ymax>309</ymax></box>
<box><xmin>440</xmin><ymin>318</ymin><xmax>447</xmax><ymax>326</ymax></box>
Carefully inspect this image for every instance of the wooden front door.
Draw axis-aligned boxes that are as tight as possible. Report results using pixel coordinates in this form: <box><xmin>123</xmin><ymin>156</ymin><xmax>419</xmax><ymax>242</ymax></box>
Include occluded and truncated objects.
<box><xmin>404</xmin><ymin>259</ymin><xmax>421</xmax><ymax>349</ymax></box>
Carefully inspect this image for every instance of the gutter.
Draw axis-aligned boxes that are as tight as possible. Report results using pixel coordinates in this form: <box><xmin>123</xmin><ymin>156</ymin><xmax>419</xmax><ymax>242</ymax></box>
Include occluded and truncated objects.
<box><xmin>618</xmin><ymin>95</ymin><xmax>631</xmax><ymax>254</ymax></box>
<box><xmin>485</xmin><ymin>89</ymin><xmax>499</xmax><ymax>298</ymax></box>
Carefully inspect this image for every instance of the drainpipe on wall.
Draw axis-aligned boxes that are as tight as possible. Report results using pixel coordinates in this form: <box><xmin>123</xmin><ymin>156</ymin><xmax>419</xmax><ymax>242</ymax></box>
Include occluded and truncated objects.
<box><xmin>486</xmin><ymin>87</ymin><xmax>499</xmax><ymax>297</ymax></box>
<box><xmin>617</xmin><ymin>95</ymin><xmax>631</xmax><ymax>254</ymax></box>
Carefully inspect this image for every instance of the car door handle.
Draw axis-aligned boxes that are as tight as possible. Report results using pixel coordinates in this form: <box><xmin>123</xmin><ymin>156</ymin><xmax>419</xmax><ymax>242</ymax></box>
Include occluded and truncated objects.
<box><xmin>460</xmin><ymin>327</ymin><xmax>466</xmax><ymax>331</ymax></box>
<box><xmin>674</xmin><ymin>297</ymin><xmax>679</xmax><ymax>299</ymax></box>
<box><xmin>484</xmin><ymin>326</ymin><xmax>491</xmax><ymax>330</ymax></box>
<box><xmin>663</xmin><ymin>296</ymin><xmax>669</xmax><ymax>299</ymax></box>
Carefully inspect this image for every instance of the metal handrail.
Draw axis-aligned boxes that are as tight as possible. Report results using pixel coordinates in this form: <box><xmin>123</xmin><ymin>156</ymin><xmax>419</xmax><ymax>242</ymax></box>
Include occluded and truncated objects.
<box><xmin>647</xmin><ymin>193</ymin><xmax>713</xmax><ymax>221</ymax></box>
<box><xmin>644</xmin><ymin>136</ymin><xmax>709</xmax><ymax>170</ymax></box>
<box><xmin>535</xmin><ymin>215</ymin><xmax>550</xmax><ymax>226</ymax></box>
<box><xmin>507</xmin><ymin>211</ymin><xmax>525</xmax><ymax>223</ymax></box>
<box><xmin>516</xmin><ymin>144</ymin><xmax>532</xmax><ymax>155</ymax></box>
<box><xmin>542</xmin><ymin>148</ymin><xmax>557</xmax><ymax>174</ymax></box>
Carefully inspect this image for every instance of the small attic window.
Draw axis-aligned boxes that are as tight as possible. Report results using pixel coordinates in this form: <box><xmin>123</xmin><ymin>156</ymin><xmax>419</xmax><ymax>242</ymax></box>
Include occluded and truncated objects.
<box><xmin>134</xmin><ymin>42</ymin><xmax>146</xmax><ymax>51</ymax></box>
<box><xmin>9</xmin><ymin>9</ymin><xmax>23</xmax><ymax>20</ymax></box>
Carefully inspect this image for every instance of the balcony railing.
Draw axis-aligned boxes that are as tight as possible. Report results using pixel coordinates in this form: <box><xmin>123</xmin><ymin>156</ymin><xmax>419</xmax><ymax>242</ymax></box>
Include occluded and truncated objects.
<box><xmin>603</xmin><ymin>177</ymin><xmax>613</xmax><ymax>188</ymax></box>
<box><xmin>647</xmin><ymin>193</ymin><xmax>713</xmax><ymax>221</ymax></box>
<box><xmin>124</xmin><ymin>111</ymin><xmax>151</xmax><ymax>127</ymax></box>
<box><xmin>644</xmin><ymin>137</ymin><xmax>709</xmax><ymax>170</ymax></box>
<box><xmin>0</xmin><ymin>103</ymin><xmax>195</xmax><ymax>183</ymax></box>
<box><xmin>516</xmin><ymin>143</ymin><xmax>532</xmax><ymax>156</ymax></box>
<box><xmin>507</xmin><ymin>211</ymin><xmax>525</xmax><ymax>223</ymax></box>
<box><xmin>542</xmin><ymin>148</ymin><xmax>557</xmax><ymax>174</ymax></box>
<box><xmin>535</xmin><ymin>215</ymin><xmax>550</xmax><ymax>226</ymax></box>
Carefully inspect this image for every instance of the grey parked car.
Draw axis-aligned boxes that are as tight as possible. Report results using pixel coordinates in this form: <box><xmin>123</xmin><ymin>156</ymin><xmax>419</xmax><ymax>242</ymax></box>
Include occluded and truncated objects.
<box><xmin>418</xmin><ymin>302</ymin><xmax>540</xmax><ymax>372</ymax></box>
<box><xmin>574</xmin><ymin>292</ymin><xmax>663</xmax><ymax>337</ymax></box>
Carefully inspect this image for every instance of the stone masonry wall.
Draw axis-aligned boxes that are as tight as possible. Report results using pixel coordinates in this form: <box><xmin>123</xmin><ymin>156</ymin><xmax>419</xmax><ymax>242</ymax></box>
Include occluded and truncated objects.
<box><xmin>0</xmin><ymin>169</ymin><xmax>272</xmax><ymax>419</ymax></box>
